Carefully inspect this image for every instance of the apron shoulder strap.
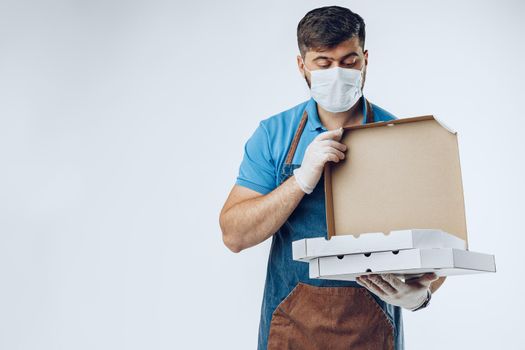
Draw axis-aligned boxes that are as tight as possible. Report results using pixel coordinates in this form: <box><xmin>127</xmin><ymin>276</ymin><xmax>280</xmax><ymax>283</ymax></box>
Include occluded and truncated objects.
<box><xmin>284</xmin><ymin>109</ymin><xmax>308</xmax><ymax>165</ymax></box>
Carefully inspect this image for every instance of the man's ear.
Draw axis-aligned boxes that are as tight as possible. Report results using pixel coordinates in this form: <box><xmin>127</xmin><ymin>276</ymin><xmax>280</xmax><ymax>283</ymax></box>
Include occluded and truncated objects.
<box><xmin>364</xmin><ymin>49</ymin><xmax>368</xmax><ymax>66</ymax></box>
<box><xmin>297</xmin><ymin>54</ymin><xmax>306</xmax><ymax>76</ymax></box>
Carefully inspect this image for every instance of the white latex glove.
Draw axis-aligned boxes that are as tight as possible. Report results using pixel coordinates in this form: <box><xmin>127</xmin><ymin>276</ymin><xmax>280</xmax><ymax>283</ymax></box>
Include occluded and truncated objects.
<box><xmin>293</xmin><ymin>127</ymin><xmax>347</xmax><ymax>194</ymax></box>
<box><xmin>356</xmin><ymin>273</ymin><xmax>439</xmax><ymax>310</ymax></box>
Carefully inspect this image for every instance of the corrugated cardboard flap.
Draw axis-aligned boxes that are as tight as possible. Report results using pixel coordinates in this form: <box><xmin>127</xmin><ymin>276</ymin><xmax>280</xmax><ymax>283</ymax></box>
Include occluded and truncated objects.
<box><xmin>324</xmin><ymin>115</ymin><xmax>468</xmax><ymax>247</ymax></box>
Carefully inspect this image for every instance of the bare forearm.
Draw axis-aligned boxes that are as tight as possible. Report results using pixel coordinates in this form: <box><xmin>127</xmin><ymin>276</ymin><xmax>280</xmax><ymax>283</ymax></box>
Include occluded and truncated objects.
<box><xmin>222</xmin><ymin>176</ymin><xmax>305</xmax><ymax>252</ymax></box>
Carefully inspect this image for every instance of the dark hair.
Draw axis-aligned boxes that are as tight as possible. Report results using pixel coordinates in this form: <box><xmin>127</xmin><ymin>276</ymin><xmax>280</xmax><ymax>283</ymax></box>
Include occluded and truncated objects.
<box><xmin>297</xmin><ymin>6</ymin><xmax>366</xmax><ymax>57</ymax></box>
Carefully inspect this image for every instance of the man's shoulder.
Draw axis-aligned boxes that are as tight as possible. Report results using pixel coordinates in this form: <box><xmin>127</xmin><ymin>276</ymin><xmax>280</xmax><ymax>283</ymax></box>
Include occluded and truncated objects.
<box><xmin>259</xmin><ymin>99</ymin><xmax>309</xmax><ymax>133</ymax></box>
<box><xmin>370</xmin><ymin>101</ymin><xmax>398</xmax><ymax>121</ymax></box>
<box><xmin>253</xmin><ymin>99</ymin><xmax>309</xmax><ymax>167</ymax></box>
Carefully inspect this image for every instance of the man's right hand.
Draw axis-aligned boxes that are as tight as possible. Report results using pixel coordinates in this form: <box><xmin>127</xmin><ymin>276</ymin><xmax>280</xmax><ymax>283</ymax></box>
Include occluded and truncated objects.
<box><xmin>293</xmin><ymin>127</ymin><xmax>347</xmax><ymax>194</ymax></box>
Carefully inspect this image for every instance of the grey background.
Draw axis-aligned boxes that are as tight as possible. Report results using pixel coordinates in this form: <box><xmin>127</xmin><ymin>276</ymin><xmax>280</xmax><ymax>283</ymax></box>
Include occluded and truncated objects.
<box><xmin>0</xmin><ymin>0</ymin><xmax>523</xmax><ymax>348</ymax></box>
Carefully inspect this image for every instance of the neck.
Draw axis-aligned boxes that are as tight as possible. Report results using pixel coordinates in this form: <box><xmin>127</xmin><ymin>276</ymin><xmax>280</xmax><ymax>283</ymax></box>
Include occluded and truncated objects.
<box><xmin>317</xmin><ymin>97</ymin><xmax>364</xmax><ymax>131</ymax></box>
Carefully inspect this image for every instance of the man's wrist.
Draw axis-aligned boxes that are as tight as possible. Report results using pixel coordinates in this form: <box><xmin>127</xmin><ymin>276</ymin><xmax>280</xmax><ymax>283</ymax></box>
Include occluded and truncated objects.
<box><xmin>292</xmin><ymin>167</ymin><xmax>314</xmax><ymax>194</ymax></box>
<box><xmin>409</xmin><ymin>289</ymin><xmax>432</xmax><ymax>312</ymax></box>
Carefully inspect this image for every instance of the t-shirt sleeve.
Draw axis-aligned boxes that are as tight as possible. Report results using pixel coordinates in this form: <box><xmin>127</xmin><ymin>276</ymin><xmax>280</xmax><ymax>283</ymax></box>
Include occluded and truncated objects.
<box><xmin>372</xmin><ymin>104</ymin><xmax>398</xmax><ymax>121</ymax></box>
<box><xmin>235</xmin><ymin>122</ymin><xmax>276</xmax><ymax>195</ymax></box>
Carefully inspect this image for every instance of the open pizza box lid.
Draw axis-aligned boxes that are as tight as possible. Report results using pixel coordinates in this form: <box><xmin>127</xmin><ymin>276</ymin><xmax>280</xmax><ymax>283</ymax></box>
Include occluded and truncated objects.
<box><xmin>291</xmin><ymin>115</ymin><xmax>496</xmax><ymax>277</ymax></box>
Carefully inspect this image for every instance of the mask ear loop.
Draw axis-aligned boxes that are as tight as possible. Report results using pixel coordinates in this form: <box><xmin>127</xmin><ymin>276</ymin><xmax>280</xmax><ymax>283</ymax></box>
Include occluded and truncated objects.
<box><xmin>358</xmin><ymin>63</ymin><xmax>366</xmax><ymax>93</ymax></box>
<box><xmin>301</xmin><ymin>57</ymin><xmax>311</xmax><ymax>87</ymax></box>
<box><xmin>301</xmin><ymin>57</ymin><xmax>312</xmax><ymax>74</ymax></box>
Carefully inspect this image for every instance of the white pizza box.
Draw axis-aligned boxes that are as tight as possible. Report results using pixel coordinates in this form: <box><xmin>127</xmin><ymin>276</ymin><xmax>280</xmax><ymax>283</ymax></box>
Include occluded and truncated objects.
<box><xmin>308</xmin><ymin>247</ymin><xmax>496</xmax><ymax>281</ymax></box>
<box><xmin>292</xmin><ymin>229</ymin><xmax>466</xmax><ymax>262</ymax></box>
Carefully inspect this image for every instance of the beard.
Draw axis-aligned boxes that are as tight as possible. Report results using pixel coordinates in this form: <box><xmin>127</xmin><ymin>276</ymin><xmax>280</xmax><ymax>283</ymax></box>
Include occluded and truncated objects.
<box><xmin>304</xmin><ymin>74</ymin><xmax>311</xmax><ymax>89</ymax></box>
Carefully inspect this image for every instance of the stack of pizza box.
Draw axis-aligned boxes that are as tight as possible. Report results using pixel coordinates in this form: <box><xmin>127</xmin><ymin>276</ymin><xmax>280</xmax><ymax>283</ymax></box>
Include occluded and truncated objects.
<box><xmin>292</xmin><ymin>229</ymin><xmax>496</xmax><ymax>281</ymax></box>
<box><xmin>291</xmin><ymin>115</ymin><xmax>496</xmax><ymax>281</ymax></box>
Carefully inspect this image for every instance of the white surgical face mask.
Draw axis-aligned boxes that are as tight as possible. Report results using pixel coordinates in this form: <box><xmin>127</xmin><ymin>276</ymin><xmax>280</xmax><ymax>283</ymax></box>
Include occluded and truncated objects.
<box><xmin>303</xmin><ymin>59</ymin><xmax>364</xmax><ymax>113</ymax></box>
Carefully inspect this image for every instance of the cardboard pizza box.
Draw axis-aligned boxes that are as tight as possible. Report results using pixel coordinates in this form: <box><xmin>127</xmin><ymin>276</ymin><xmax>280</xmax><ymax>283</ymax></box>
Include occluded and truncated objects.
<box><xmin>307</xmin><ymin>248</ymin><xmax>496</xmax><ymax>281</ymax></box>
<box><xmin>324</xmin><ymin>115</ymin><xmax>467</xmax><ymax>243</ymax></box>
<box><xmin>291</xmin><ymin>115</ymin><xmax>496</xmax><ymax>279</ymax></box>
<box><xmin>292</xmin><ymin>229</ymin><xmax>466</xmax><ymax>262</ymax></box>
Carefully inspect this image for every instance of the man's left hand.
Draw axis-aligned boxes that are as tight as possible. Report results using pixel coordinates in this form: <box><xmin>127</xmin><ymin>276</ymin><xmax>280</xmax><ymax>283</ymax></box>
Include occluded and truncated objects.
<box><xmin>356</xmin><ymin>272</ymin><xmax>439</xmax><ymax>310</ymax></box>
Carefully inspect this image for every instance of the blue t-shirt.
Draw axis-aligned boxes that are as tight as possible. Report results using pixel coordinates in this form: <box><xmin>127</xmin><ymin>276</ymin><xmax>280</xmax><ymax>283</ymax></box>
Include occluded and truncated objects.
<box><xmin>235</xmin><ymin>95</ymin><xmax>397</xmax><ymax>194</ymax></box>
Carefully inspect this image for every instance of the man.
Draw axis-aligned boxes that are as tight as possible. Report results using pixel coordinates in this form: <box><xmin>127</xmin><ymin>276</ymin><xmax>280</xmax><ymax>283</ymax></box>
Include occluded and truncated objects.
<box><xmin>219</xmin><ymin>6</ymin><xmax>445</xmax><ymax>350</ymax></box>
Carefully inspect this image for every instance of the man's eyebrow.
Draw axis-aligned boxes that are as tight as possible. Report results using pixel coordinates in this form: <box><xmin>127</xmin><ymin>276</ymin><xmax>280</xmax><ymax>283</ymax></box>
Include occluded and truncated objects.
<box><xmin>312</xmin><ymin>52</ymin><xmax>359</xmax><ymax>61</ymax></box>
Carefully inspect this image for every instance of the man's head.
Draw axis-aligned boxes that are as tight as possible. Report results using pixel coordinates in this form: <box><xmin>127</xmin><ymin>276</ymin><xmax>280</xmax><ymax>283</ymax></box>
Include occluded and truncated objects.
<box><xmin>297</xmin><ymin>6</ymin><xmax>368</xmax><ymax>90</ymax></box>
